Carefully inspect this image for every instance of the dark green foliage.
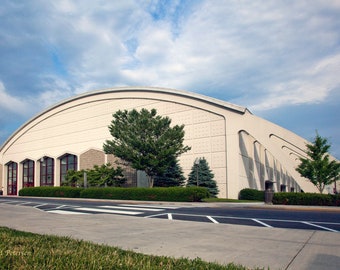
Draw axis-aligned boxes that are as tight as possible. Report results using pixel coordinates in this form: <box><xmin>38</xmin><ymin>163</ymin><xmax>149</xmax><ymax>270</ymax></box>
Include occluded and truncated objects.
<box><xmin>153</xmin><ymin>159</ymin><xmax>186</xmax><ymax>187</ymax></box>
<box><xmin>80</xmin><ymin>187</ymin><xmax>209</xmax><ymax>202</ymax></box>
<box><xmin>103</xmin><ymin>108</ymin><xmax>191</xmax><ymax>187</ymax></box>
<box><xmin>239</xmin><ymin>188</ymin><xmax>264</xmax><ymax>201</ymax></box>
<box><xmin>187</xmin><ymin>157</ymin><xmax>219</xmax><ymax>197</ymax></box>
<box><xmin>19</xmin><ymin>186</ymin><xmax>81</xmax><ymax>198</ymax></box>
<box><xmin>240</xmin><ymin>188</ymin><xmax>340</xmax><ymax>206</ymax></box>
<box><xmin>63</xmin><ymin>163</ymin><xmax>126</xmax><ymax>188</ymax></box>
<box><xmin>296</xmin><ymin>133</ymin><xmax>340</xmax><ymax>193</ymax></box>
<box><xmin>86</xmin><ymin>163</ymin><xmax>126</xmax><ymax>187</ymax></box>
<box><xmin>63</xmin><ymin>170</ymin><xmax>83</xmax><ymax>186</ymax></box>
<box><xmin>273</xmin><ymin>192</ymin><xmax>340</xmax><ymax>206</ymax></box>
<box><xmin>0</xmin><ymin>227</ymin><xmax>258</xmax><ymax>270</ymax></box>
<box><xmin>19</xmin><ymin>186</ymin><xmax>209</xmax><ymax>202</ymax></box>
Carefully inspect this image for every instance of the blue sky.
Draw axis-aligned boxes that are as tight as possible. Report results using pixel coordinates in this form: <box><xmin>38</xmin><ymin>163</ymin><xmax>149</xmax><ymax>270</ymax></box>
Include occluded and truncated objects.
<box><xmin>0</xmin><ymin>0</ymin><xmax>339</xmax><ymax>159</ymax></box>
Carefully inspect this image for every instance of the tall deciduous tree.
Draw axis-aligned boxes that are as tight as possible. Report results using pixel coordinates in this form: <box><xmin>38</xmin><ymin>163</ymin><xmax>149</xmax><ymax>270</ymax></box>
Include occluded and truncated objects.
<box><xmin>187</xmin><ymin>157</ymin><xmax>219</xmax><ymax>197</ymax></box>
<box><xmin>296</xmin><ymin>133</ymin><xmax>340</xmax><ymax>193</ymax></box>
<box><xmin>103</xmin><ymin>108</ymin><xmax>191</xmax><ymax>187</ymax></box>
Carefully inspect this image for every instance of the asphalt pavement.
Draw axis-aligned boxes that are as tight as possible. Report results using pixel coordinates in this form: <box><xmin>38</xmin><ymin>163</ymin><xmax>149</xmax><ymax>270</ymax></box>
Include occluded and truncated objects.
<box><xmin>0</xmin><ymin>201</ymin><xmax>340</xmax><ymax>270</ymax></box>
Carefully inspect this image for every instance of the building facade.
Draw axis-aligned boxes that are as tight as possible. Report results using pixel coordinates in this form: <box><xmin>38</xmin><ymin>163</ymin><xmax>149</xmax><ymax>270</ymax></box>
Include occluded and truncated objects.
<box><xmin>0</xmin><ymin>87</ymin><xmax>322</xmax><ymax>198</ymax></box>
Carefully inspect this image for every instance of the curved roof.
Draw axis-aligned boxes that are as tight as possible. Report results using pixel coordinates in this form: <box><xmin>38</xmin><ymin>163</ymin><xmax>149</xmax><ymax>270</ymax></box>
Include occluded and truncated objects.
<box><xmin>0</xmin><ymin>86</ymin><xmax>248</xmax><ymax>152</ymax></box>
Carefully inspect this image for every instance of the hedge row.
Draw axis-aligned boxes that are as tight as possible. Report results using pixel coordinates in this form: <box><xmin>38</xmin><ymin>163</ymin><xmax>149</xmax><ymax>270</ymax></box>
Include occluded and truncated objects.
<box><xmin>239</xmin><ymin>188</ymin><xmax>340</xmax><ymax>206</ymax></box>
<box><xmin>239</xmin><ymin>188</ymin><xmax>264</xmax><ymax>201</ymax></box>
<box><xmin>19</xmin><ymin>186</ymin><xmax>82</xmax><ymax>198</ymax></box>
<box><xmin>19</xmin><ymin>186</ymin><xmax>210</xmax><ymax>202</ymax></box>
<box><xmin>273</xmin><ymin>192</ymin><xmax>340</xmax><ymax>206</ymax></box>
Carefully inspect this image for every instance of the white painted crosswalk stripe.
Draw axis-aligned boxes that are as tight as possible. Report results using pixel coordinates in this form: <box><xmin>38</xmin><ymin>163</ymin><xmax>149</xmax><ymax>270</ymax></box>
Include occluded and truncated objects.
<box><xmin>1</xmin><ymin>199</ymin><xmax>173</xmax><ymax>216</ymax></box>
<box><xmin>47</xmin><ymin>210</ymin><xmax>90</xmax><ymax>215</ymax></box>
<box><xmin>119</xmin><ymin>204</ymin><xmax>179</xmax><ymax>209</ymax></box>
<box><xmin>100</xmin><ymin>205</ymin><xmax>163</xmax><ymax>212</ymax></box>
<box><xmin>75</xmin><ymin>207</ymin><xmax>143</xmax><ymax>215</ymax></box>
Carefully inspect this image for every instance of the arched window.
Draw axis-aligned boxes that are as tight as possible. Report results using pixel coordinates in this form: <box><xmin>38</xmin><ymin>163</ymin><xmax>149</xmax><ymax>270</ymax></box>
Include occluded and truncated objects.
<box><xmin>40</xmin><ymin>157</ymin><xmax>54</xmax><ymax>186</ymax></box>
<box><xmin>59</xmin><ymin>154</ymin><xmax>77</xmax><ymax>183</ymax></box>
<box><xmin>22</xmin><ymin>159</ymin><xmax>34</xmax><ymax>188</ymax></box>
<box><xmin>7</xmin><ymin>162</ymin><xmax>18</xmax><ymax>195</ymax></box>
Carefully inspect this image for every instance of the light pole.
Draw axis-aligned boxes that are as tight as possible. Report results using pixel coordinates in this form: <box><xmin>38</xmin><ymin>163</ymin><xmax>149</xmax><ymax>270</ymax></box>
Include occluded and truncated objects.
<box><xmin>194</xmin><ymin>157</ymin><xmax>200</xmax><ymax>186</ymax></box>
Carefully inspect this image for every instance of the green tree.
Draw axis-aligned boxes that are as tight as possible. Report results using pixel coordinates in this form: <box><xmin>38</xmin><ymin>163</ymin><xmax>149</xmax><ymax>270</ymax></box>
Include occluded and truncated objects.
<box><xmin>296</xmin><ymin>133</ymin><xmax>340</xmax><ymax>193</ymax></box>
<box><xmin>87</xmin><ymin>163</ymin><xmax>126</xmax><ymax>187</ymax></box>
<box><xmin>63</xmin><ymin>163</ymin><xmax>126</xmax><ymax>187</ymax></box>
<box><xmin>103</xmin><ymin>108</ymin><xmax>191</xmax><ymax>187</ymax></box>
<box><xmin>63</xmin><ymin>170</ymin><xmax>84</xmax><ymax>187</ymax></box>
<box><xmin>186</xmin><ymin>157</ymin><xmax>219</xmax><ymax>197</ymax></box>
<box><xmin>153</xmin><ymin>159</ymin><xmax>186</xmax><ymax>187</ymax></box>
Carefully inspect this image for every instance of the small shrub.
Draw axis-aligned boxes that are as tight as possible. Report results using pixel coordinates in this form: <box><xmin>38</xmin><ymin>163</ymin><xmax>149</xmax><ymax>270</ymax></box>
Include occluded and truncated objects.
<box><xmin>239</xmin><ymin>188</ymin><xmax>264</xmax><ymax>201</ymax></box>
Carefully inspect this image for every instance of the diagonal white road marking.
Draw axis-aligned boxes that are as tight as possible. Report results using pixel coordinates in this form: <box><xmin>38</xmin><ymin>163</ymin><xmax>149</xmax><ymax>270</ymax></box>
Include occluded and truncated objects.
<box><xmin>302</xmin><ymin>222</ymin><xmax>338</xmax><ymax>232</ymax></box>
<box><xmin>33</xmin><ymin>204</ymin><xmax>48</xmax><ymax>208</ymax></box>
<box><xmin>252</xmin><ymin>219</ymin><xmax>273</xmax><ymax>228</ymax></box>
<box><xmin>207</xmin><ymin>216</ymin><xmax>219</xmax><ymax>224</ymax></box>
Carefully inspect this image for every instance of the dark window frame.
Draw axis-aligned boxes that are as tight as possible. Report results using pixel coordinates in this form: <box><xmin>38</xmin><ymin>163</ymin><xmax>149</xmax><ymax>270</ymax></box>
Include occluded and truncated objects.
<box><xmin>22</xmin><ymin>159</ymin><xmax>35</xmax><ymax>188</ymax></box>
<box><xmin>7</xmin><ymin>162</ymin><xmax>18</xmax><ymax>195</ymax></box>
<box><xmin>40</xmin><ymin>157</ymin><xmax>54</xmax><ymax>186</ymax></box>
<box><xmin>60</xmin><ymin>154</ymin><xmax>77</xmax><ymax>183</ymax></box>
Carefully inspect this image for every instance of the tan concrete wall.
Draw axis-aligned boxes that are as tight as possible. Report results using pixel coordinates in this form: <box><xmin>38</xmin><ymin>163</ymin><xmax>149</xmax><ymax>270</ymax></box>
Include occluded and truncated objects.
<box><xmin>238</xmin><ymin>130</ymin><xmax>301</xmax><ymax>193</ymax></box>
<box><xmin>0</xmin><ymin>164</ymin><xmax>3</xmax><ymax>193</ymax></box>
<box><xmin>79</xmin><ymin>149</ymin><xmax>105</xmax><ymax>170</ymax></box>
<box><xmin>0</xmin><ymin>86</ymin><xmax>327</xmax><ymax>197</ymax></box>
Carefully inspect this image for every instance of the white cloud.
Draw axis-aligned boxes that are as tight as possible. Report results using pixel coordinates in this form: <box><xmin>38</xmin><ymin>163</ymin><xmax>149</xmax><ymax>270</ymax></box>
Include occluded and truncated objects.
<box><xmin>0</xmin><ymin>81</ymin><xmax>32</xmax><ymax>116</ymax></box>
<box><xmin>115</xmin><ymin>0</ymin><xmax>340</xmax><ymax>102</ymax></box>
<box><xmin>249</xmin><ymin>53</ymin><xmax>340</xmax><ymax>111</ymax></box>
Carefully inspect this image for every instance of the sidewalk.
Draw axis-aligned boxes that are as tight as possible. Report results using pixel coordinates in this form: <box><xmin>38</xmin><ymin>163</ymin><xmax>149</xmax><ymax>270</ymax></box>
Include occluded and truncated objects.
<box><xmin>1</xmin><ymin>203</ymin><xmax>340</xmax><ymax>270</ymax></box>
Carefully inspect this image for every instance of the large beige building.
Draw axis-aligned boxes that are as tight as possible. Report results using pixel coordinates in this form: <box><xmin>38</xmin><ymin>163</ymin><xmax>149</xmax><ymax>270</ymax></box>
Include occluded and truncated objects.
<box><xmin>0</xmin><ymin>86</ymin><xmax>323</xmax><ymax>198</ymax></box>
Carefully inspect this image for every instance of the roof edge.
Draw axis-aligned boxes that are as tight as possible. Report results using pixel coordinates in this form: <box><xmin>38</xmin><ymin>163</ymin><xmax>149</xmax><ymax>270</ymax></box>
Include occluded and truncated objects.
<box><xmin>0</xmin><ymin>86</ymin><xmax>248</xmax><ymax>152</ymax></box>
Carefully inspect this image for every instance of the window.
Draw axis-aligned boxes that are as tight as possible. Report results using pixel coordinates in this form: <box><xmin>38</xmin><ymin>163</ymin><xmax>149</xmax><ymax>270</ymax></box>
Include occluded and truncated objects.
<box><xmin>7</xmin><ymin>162</ymin><xmax>18</xmax><ymax>195</ymax></box>
<box><xmin>22</xmin><ymin>159</ymin><xmax>34</xmax><ymax>188</ymax></box>
<box><xmin>40</xmin><ymin>157</ymin><xmax>54</xmax><ymax>186</ymax></box>
<box><xmin>60</xmin><ymin>154</ymin><xmax>77</xmax><ymax>183</ymax></box>
<box><xmin>280</xmin><ymin>184</ymin><xmax>286</xmax><ymax>192</ymax></box>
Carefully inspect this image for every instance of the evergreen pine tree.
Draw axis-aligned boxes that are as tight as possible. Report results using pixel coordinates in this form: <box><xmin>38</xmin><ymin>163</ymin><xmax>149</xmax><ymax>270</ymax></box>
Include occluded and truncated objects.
<box><xmin>187</xmin><ymin>157</ymin><xmax>219</xmax><ymax>197</ymax></box>
<box><xmin>154</xmin><ymin>159</ymin><xmax>185</xmax><ymax>187</ymax></box>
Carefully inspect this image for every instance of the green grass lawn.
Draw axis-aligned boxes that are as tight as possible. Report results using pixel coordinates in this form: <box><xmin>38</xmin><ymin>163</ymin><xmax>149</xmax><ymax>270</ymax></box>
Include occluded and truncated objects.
<box><xmin>0</xmin><ymin>227</ymin><xmax>262</xmax><ymax>270</ymax></box>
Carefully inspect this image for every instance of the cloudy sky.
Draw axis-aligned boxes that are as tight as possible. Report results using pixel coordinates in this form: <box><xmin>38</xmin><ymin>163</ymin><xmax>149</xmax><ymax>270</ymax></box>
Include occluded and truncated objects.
<box><xmin>1</xmin><ymin>0</ymin><xmax>339</xmax><ymax>158</ymax></box>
